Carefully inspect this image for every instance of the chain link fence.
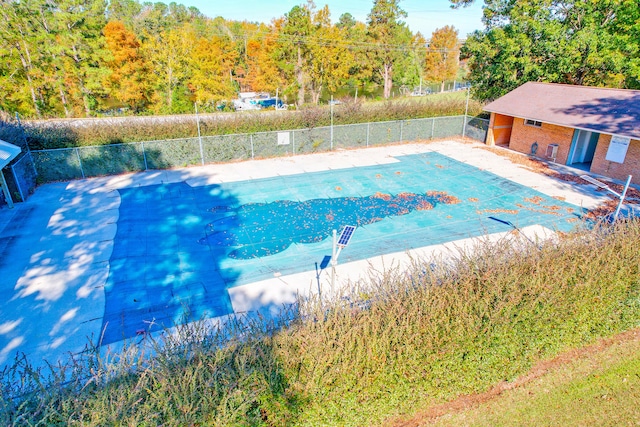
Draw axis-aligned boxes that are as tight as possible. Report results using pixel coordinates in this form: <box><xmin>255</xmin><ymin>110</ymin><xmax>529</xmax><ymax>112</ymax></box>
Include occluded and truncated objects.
<box><xmin>464</xmin><ymin>116</ymin><xmax>489</xmax><ymax>142</ymax></box>
<box><xmin>31</xmin><ymin>115</ymin><xmax>488</xmax><ymax>184</ymax></box>
<box><xmin>8</xmin><ymin>152</ymin><xmax>38</xmax><ymax>202</ymax></box>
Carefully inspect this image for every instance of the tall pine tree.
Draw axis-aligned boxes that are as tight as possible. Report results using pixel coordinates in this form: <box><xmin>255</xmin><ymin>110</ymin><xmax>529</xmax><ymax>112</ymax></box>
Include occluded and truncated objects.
<box><xmin>366</xmin><ymin>0</ymin><xmax>408</xmax><ymax>99</ymax></box>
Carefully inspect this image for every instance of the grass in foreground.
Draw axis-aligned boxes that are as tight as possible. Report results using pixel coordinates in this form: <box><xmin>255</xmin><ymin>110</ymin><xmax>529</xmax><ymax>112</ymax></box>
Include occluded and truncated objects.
<box><xmin>424</xmin><ymin>329</ymin><xmax>640</xmax><ymax>426</ymax></box>
<box><xmin>1</xmin><ymin>220</ymin><xmax>639</xmax><ymax>426</ymax></box>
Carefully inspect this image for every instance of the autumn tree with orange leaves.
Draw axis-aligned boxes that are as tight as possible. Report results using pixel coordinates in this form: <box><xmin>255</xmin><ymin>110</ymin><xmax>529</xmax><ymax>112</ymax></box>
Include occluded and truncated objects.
<box><xmin>424</xmin><ymin>25</ymin><xmax>460</xmax><ymax>93</ymax></box>
<box><xmin>103</xmin><ymin>20</ymin><xmax>152</xmax><ymax>112</ymax></box>
<box><xmin>241</xmin><ymin>23</ymin><xmax>283</xmax><ymax>95</ymax></box>
<box><xmin>188</xmin><ymin>33</ymin><xmax>238</xmax><ymax>106</ymax></box>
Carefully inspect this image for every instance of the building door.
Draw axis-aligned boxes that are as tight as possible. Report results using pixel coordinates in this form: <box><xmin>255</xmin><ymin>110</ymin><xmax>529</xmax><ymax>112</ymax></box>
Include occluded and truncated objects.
<box><xmin>568</xmin><ymin>130</ymin><xmax>598</xmax><ymax>165</ymax></box>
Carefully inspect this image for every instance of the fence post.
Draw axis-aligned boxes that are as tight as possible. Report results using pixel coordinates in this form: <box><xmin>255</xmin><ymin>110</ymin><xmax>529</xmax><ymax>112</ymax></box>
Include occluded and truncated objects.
<box><xmin>10</xmin><ymin>162</ymin><xmax>25</xmax><ymax>202</ymax></box>
<box><xmin>0</xmin><ymin>172</ymin><xmax>13</xmax><ymax>208</ymax></box>
<box><xmin>15</xmin><ymin>112</ymin><xmax>37</xmax><ymax>178</ymax></box>
<box><xmin>400</xmin><ymin>120</ymin><xmax>404</xmax><ymax>142</ymax></box>
<box><xmin>462</xmin><ymin>86</ymin><xmax>470</xmax><ymax>138</ymax></box>
<box><xmin>141</xmin><ymin>142</ymin><xmax>148</xmax><ymax>170</ymax></box>
<box><xmin>330</xmin><ymin>96</ymin><xmax>334</xmax><ymax>150</ymax></box>
<box><xmin>195</xmin><ymin>103</ymin><xmax>205</xmax><ymax>166</ymax></box>
<box><xmin>75</xmin><ymin>147</ymin><xmax>85</xmax><ymax>179</ymax></box>
<box><xmin>292</xmin><ymin>130</ymin><xmax>296</xmax><ymax>155</ymax></box>
<box><xmin>366</xmin><ymin>122</ymin><xmax>370</xmax><ymax>147</ymax></box>
<box><xmin>431</xmin><ymin>118</ymin><xmax>435</xmax><ymax>140</ymax></box>
<box><xmin>250</xmin><ymin>135</ymin><xmax>254</xmax><ymax>159</ymax></box>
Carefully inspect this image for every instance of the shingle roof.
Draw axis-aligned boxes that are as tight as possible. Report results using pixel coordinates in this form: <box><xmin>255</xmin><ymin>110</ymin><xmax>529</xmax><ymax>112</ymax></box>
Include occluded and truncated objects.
<box><xmin>484</xmin><ymin>82</ymin><xmax>640</xmax><ymax>140</ymax></box>
<box><xmin>0</xmin><ymin>140</ymin><xmax>21</xmax><ymax>169</ymax></box>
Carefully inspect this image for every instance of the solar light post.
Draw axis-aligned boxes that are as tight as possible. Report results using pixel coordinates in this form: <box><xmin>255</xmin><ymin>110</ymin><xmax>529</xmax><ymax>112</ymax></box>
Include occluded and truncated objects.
<box><xmin>488</xmin><ymin>216</ymin><xmax>538</xmax><ymax>248</ymax></box>
<box><xmin>331</xmin><ymin>225</ymin><xmax>355</xmax><ymax>298</ymax></box>
<box><xmin>580</xmin><ymin>174</ymin><xmax>632</xmax><ymax>222</ymax></box>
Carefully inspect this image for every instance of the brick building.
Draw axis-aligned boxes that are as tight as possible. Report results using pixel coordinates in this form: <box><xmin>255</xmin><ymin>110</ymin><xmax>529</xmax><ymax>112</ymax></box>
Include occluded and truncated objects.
<box><xmin>484</xmin><ymin>82</ymin><xmax>640</xmax><ymax>185</ymax></box>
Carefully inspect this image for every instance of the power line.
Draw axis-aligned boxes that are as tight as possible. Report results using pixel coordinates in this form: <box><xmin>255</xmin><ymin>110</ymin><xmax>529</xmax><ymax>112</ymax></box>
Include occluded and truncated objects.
<box><xmin>155</xmin><ymin>26</ymin><xmax>463</xmax><ymax>53</ymax></box>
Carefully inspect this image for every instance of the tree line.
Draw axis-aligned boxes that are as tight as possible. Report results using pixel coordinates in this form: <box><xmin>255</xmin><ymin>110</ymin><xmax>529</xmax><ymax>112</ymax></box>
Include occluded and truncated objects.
<box><xmin>0</xmin><ymin>0</ymin><xmax>461</xmax><ymax>118</ymax></box>
<box><xmin>4</xmin><ymin>0</ymin><xmax>635</xmax><ymax>120</ymax></box>
<box><xmin>456</xmin><ymin>0</ymin><xmax>640</xmax><ymax>101</ymax></box>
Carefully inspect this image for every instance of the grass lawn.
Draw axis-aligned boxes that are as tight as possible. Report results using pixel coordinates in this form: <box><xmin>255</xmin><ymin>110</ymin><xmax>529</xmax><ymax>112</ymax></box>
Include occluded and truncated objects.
<box><xmin>423</xmin><ymin>329</ymin><xmax>640</xmax><ymax>426</ymax></box>
<box><xmin>363</xmin><ymin>90</ymin><xmax>470</xmax><ymax>107</ymax></box>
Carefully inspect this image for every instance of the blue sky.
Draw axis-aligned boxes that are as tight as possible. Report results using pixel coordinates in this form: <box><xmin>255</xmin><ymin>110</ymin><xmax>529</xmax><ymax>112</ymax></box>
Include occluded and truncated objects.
<box><xmin>167</xmin><ymin>0</ymin><xmax>485</xmax><ymax>38</ymax></box>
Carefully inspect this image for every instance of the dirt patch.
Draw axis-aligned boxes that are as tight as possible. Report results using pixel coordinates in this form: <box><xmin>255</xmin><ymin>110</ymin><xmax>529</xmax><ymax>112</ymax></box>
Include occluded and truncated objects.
<box><xmin>477</xmin><ymin>146</ymin><xmax>549</xmax><ymax>173</ymax></box>
<box><xmin>386</xmin><ymin>328</ymin><xmax>640</xmax><ymax>427</ymax></box>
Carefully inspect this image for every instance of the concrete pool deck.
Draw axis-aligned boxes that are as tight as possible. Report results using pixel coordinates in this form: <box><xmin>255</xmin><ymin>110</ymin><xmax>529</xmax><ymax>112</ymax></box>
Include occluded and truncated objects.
<box><xmin>0</xmin><ymin>140</ymin><xmax>614</xmax><ymax>368</ymax></box>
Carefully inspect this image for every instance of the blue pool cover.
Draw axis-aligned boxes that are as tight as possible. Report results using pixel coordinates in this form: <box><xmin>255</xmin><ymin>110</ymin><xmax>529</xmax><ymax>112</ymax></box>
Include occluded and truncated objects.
<box><xmin>101</xmin><ymin>153</ymin><xmax>583</xmax><ymax>343</ymax></box>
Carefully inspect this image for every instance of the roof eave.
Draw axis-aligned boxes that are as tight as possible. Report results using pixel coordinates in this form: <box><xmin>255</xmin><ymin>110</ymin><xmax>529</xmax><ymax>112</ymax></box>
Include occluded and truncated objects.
<box><xmin>484</xmin><ymin>110</ymin><xmax>639</xmax><ymax>141</ymax></box>
<box><xmin>0</xmin><ymin>140</ymin><xmax>21</xmax><ymax>170</ymax></box>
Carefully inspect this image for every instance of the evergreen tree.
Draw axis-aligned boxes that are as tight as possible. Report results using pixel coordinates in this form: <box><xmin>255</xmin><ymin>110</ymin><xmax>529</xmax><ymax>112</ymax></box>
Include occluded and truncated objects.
<box><xmin>366</xmin><ymin>0</ymin><xmax>408</xmax><ymax>98</ymax></box>
<box><xmin>106</xmin><ymin>0</ymin><xmax>141</xmax><ymax>27</ymax></box>
<box><xmin>54</xmin><ymin>0</ymin><xmax>109</xmax><ymax>115</ymax></box>
<box><xmin>278</xmin><ymin>3</ymin><xmax>313</xmax><ymax>105</ymax></box>
<box><xmin>0</xmin><ymin>0</ymin><xmax>50</xmax><ymax>116</ymax></box>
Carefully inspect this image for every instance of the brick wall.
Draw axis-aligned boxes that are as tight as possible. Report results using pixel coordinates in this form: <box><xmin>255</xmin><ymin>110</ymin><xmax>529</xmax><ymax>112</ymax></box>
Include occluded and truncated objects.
<box><xmin>590</xmin><ymin>134</ymin><xmax>640</xmax><ymax>185</ymax></box>
<box><xmin>487</xmin><ymin>113</ymin><xmax>513</xmax><ymax>146</ymax></box>
<box><xmin>509</xmin><ymin>118</ymin><xmax>575</xmax><ymax>162</ymax></box>
<box><xmin>483</xmin><ymin>112</ymin><xmax>640</xmax><ymax>185</ymax></box>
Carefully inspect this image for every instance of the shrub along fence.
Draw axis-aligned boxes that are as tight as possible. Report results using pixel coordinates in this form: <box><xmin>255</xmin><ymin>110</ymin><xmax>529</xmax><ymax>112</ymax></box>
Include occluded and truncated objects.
<box><xmin>31</xmin><ymin>115</ymin><xmax>488</xmax><ymax>183</ymax></box>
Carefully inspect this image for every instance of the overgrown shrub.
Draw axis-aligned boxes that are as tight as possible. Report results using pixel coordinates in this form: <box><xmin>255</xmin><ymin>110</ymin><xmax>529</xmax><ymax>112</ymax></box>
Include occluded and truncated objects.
<box><xmin>0</xmin><ymin>113</ymin><xmax>27</xmax><ymax>150</ymax></box>
<box><xmin>6</xmin><ymin>217</ymin><xmax>635</xmax><ymax>426</ymax></box>
<box><xmin>24</xmin><ymin>96</ymin><xmax>484</xmax><ymax>150</ymax></box>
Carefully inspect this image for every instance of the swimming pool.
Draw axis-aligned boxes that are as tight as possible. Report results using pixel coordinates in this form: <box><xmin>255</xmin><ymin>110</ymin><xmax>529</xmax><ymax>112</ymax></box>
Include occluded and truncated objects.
<box><xmin>102</xmin><ymin>152</ymin><xmax>582</xmax><ymax>343</ymax></box>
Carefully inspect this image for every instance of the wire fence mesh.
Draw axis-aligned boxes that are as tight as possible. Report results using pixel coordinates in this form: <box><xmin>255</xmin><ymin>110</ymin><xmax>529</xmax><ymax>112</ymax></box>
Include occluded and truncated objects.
<box><xmin>32</xmin><ymin>147</ymin><xmax>84</xmax><ymax>182</ymax></box>
<box><xmin>465</xmin><ymin>116</ymin><xmax>490</xmax><ymax>142</ymax></box>
<box><xmin>9</xmin><ymin>152</ymin><xmax>37</xmax><ymax>202</ymax></box>
<box><xmin>30</xmin><ymin>115</ymin><xmax>488</xmax><ymax>183</ymax></box>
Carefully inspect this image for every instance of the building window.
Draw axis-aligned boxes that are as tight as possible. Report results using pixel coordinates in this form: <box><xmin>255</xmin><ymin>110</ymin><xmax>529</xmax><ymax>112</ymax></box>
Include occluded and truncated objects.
<box><xmin>525</xmin><ymin>119</ymin><xmax>542</xmax><ymax>127</ymax></box>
